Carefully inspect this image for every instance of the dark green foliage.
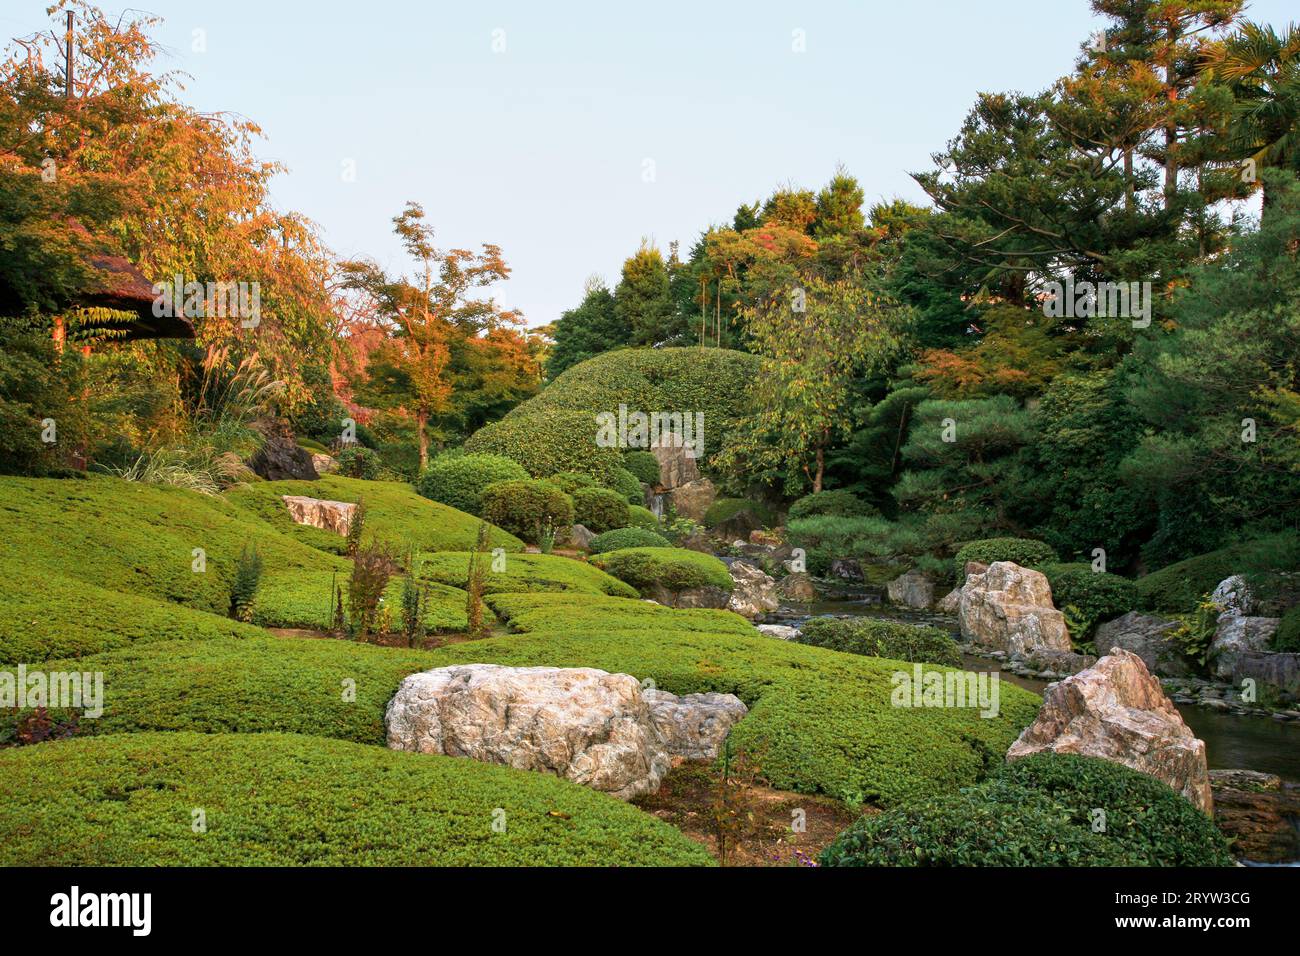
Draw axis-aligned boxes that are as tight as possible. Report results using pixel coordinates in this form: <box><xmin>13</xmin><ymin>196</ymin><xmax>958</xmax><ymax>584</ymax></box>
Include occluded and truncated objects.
<box><xmin>1123</xmin><ymin>173</ymin><xmax>1300</xmax><ymax>565</ymax></box>
<box><xmin>703</xmin><ymin>498</ymin><xmax>775</xmax><ymax>529</ymax></box>
<box><xmin>590</xmin><ymin>547</ymin><xmax>734</xmax><ymax>595</ymax></box>
<box><xmin>0</xmin><ymin>732</ymin><xmax>715</xmax><ymax>866</ymax></box>
<box><xmin>623</xmin><ymin>450</ymin><xmax>661</xmax><ymax>485</ymax></box>
<box><xmin>545</xmin><ymin>283</ymin><xmax>631</xmax><ymax>379</ymax></box>
<box><xmin>1274</xmin><ymin>606</ymin><xmax>1300</xmax><ymax>653</ymax></box>
<box><xmin>894</xmin><ymin>396</ymin><xmax>1036</xmax><ymax>538</ymax></box>
<box><xmin>787</xmin><ymin>489</ymin><xmax>876</xmax><ymax>520</ymax></box>
<box><xmin>1036</xmin><ymin>563</ymin><xmax>1140</xmax><ymax>641</ymax></box>
<box><xmin>589</xmin><ymin>527</ymin><xmax>672</xmax><ymax>554</ymax></box>
<box><xmin>0</xmin><ymin>321</ymin><xmax>92</xmax><ymax>476</ymax></box>
<box><xmin>785</xmin><ymin>514</ymin><xmax>895</xmax><ymax>577</ymax></box>
<box><xmin>376</xmin><ymin>442</ymin><xmax>420</xmax><ymax>481</ymax></box>
<box><xmin>229</xmin><ymin>546</ymin><xmax>263</xmax><ymax>622</ymax></box>
<box><xmin>821</xmin><ymin>753</ymin><xmax>1235</xmax><ymax>867</ymax></box>
<box><xmin>795</xmin><ymin>616</ymin><xmax>961</xmax><ymax>666</ymax></box>
<box><xmin>1026</xmin><ymin>369</ymin><xmax>1150</xmax><ymax>565</ymax></box>
<box><xmin>480</xmin><ymin>479</ymin><xmax>575</xmax><ymax>545</ymax></box>
<box><xmin>415</xmin><ymin>452</ymin><xmax>528</xmax><ymax>515</ymax></box>
<box><xmin>572</xmin><ymin>487</ymin><xmax>631</xmax><ymax>534</ymax></box>
<box><xmin>335</xmin><ymin>445</ymin><xmax>382</xmax><ymax>480</ymax></box>
<box><xmin>953</xmin><ymin>538</ymin><xmax>1058</xmax><ymax>581</ymax></box>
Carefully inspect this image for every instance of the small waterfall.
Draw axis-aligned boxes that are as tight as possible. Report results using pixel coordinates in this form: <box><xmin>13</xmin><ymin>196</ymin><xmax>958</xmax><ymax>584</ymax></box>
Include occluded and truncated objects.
<box><xmin>647</xmin><ymin>493</ymin><xmax>665</xmax><ymax>519</ymax></box>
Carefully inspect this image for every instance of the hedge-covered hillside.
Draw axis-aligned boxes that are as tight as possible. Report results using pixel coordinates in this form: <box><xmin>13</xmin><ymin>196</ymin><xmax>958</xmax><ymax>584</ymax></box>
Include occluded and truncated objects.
<box><xmin>0</xmin><ymin>733</ymin><xmax>715</xmax><ymax>866</ymax></box>
<box><xmin>465</xmin><ymin>347</ymin><xmax>760</xmax><ymax>479</ymax></box>
<box><xmin>227</xmin><ymin>476</ymin><xmax>525</xmax><ymax>554</ymax></box>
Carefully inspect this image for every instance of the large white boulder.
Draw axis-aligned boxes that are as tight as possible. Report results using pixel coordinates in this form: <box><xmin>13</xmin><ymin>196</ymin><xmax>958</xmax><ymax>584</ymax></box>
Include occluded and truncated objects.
<box><xmin>386</xmin><ymin>664</ymin><xmax>746</xmax><ymax>799</ymax></box>
<box><xmin>1007</xmin><ymin>648</ymin><xmax>1212</xmax><ymax>814</ymax></box>
<box><xmin>281</xmin><ymin>495</ymin><xmax>356</xmax><ymax>535</ymax></box>
<box><xmin>727</xmin><ymin>561</ymin><xmax>780</xmax><ymax>620</ymax></box>
<box><xmin>1209</xmin><ymin>616</ymin><xmax>1280</xmax><ymax>680</ymax></box>
<box><xmin>1210</xmin><ymin>575</ymin><xmax>1257</xmax><ymax>619</ymax></box>
<box><xmin>958</xmin><ymin>561</ymin><xmax>1070</xmax><ymax>657</ymax></box>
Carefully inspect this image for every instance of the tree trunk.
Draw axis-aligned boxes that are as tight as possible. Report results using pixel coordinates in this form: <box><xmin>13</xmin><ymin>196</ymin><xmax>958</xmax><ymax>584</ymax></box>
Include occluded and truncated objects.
<box><xmin>1124</xmin><ymin>149</ymin><xmax>1134</xmax><ymax>213</ymax></box>
<box><xmin>416</xmin><ymin>408</ymin><xmax>429</xmax><ymax>470</ymax></box>
<box><xmin>813</xmin><ymin>442</ymin><xmax>825</xmax><ymax>495</ymax></box>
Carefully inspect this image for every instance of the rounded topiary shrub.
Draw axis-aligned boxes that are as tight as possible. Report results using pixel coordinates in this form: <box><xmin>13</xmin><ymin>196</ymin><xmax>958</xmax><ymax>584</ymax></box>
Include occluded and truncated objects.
<box><xmin>590</xmin><ymin>547</ymin><xmax>733</xmax><ymax>595</ymax></box>
<box><xmin>608</xmin><ymin>467</ymin><xmax>644</xmax><ymax>505</ymax></box>
<box><xmin>626</xmin><ymin>505</ymin><xmax>660</xmax><ymax>531</ymax></box>
<box><xmin>336</xmin><ymin>446</ymin><xmax>382</xmax><ymax>480</ymax></box>
<box><xmin>788</xmin><ymin>489</ymin><xmax>876</xmax><ymax>521</ymax></box>
<box><xmin>589</xmin><ymin>527</ymin><xmax>672</xmax><ymax>554</ymax></box>
<box><xmin>953</xmin><ymin>537</ymin><xmax>1058</xmax><ymax>581</ymax></box>
<box><xmin>623</xmin><ymin>450</ymin><xmax>661</xmax><ymax>486</ymax></box>
<box><xmin>820</xmin><ymin>753</ymin><xmax>1234</xmax><ymax>868</ymax></box>
<box><xmin>480</xmin><ymin>479</ymin><xmax>574</xmax><ymax>544</ymax></box>
<box><xmin>1036</xmin><ymin>563</ymin><xmax>1140</xmax><ymax>642</ymax></box>
<box><xmin>795</xmin><ymin>617</ymin><xmax>961</xmax><ymax>667</ymax></box>
<box><xmin>416</xmin><ymin>453</ymin><xmax>529</xmax><ymax>516</ymax></box>
<box><xmin>464</xmin><ymin>409</ymin><xmax>625</xmax><ymax>484</ymax></box>
<box><xmin>572</xmin><ymin>487</ymin><xmax>631</xmax><ymax>534</ymax></box>
<box><xmin>988</xmin><ymin>754</ymin><xmax>1234</xmax><ymax>866</ymax></box>
<box><xmin>544</xmin><ymin>471</ymin><xmax>600</xmax><ymax>496</ymax></box>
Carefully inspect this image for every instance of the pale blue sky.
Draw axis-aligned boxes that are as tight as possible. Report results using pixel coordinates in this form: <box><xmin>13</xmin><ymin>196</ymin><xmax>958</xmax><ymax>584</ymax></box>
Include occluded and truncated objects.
<box><xmin>5</xmin><ymin>1</ymin><xmax>1294</xmax><ymax>327</ymax></box>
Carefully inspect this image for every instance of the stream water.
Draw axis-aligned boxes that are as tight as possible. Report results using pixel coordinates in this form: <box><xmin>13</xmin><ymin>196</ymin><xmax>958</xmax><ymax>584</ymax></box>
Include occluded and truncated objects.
<box><xmin>786</xmin><ymin>595</ymin><xmax>1300</xmax><ymax>784</ymax></box>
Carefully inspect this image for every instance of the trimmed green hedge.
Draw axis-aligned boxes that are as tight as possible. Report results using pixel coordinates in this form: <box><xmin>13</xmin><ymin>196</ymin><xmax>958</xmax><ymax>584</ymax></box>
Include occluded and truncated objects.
<box><xmin>1036</xmin><ymin>563</ymin><xmax>1140</xmax><ymax>642</ymax></box>
<box><xmin>1136</xmin><ymin>533</ymin><xmax>1300</xmax><ymax>613</ymax></box>
<box><xmin>254</xmin><ymin>568</ymin><xmax>469</xmax><ymax>633</ymax></box>
<box><xmin>820</xmin><ymin>753</ymin><xmax>1234</xmax><ymax>867</ymax></box>
<box><xmin>0</xmin><ymin>732</ymin><xmax>715</xmax><ymax>866</ymax></box>
<box><xmin>227</xmin><ymin>476</ymin><xmax>524</xmax><ymax>554</ymax></box>
<box><xmin>795</xmin><ymin>617</ymin><xmax>961</xmax><ymax>667</ymax></box>
<box><xmin>589</xmin><ymin>527</ymin><xmax>672</xmax><ymax>554</ymax></box>
<box><xmin>953</xmin><ymin>538</ymin><xmax>1058</xmax><ymax>582</ymax></box>
<box><xmin>788</xmin><ymin>490</ymin><xmax>876</xmax><ymax>520</ymax></box>
<box><xmin>480</xmin><ymin>479</ymin><xmax>574</xmax><ymax>545</ymax></box>
<box><xmin>415</xmin><ymin>551</ymin><xmax>638</xmax><ymax>598</ymax></box>
<box><xmin>430</xmin><ymin>603</ymin><xmax>1042</xmax><ymax>805</ymax></box>
<box><xmin>487</xmin><ymin>591</ymin><xmax>755</xmax><ymax>635</ymax></box>
<box><xmin>590</xmin><ymin>547</ymin><xmax>734</xmax><ymax>595</ymax></box>
<box><xmin>0</xmin><ymin>635</ymin><xmax>430</xmax><ymax>745</ymax></box>
<box><xmin>9</xmin><ymin>591</ymin><xmax>1040</xmax><ymax>807</ymax></box>
<box><xmin>465</xmin><ymin>347</ymin><xmax>762</xmax><ymax>479</ymax></box>
<box><xmin>336</xmin><ymin>446</ymin><xmax>382</xmax><ymax>480</ymax></box>
<box><xmin>414</xmin><ymin>452</ymin><xmax>528</xmax><ymax>516</ymax></box>
<box><xmin>572</xmin><ymin>487</ymin><xmax>631</xmax><ymax>534</ymax></box>
<box><xmin>0</xmin><ymin>564</ymin><xmax>266</xmax><ymax>665</ymax></box>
